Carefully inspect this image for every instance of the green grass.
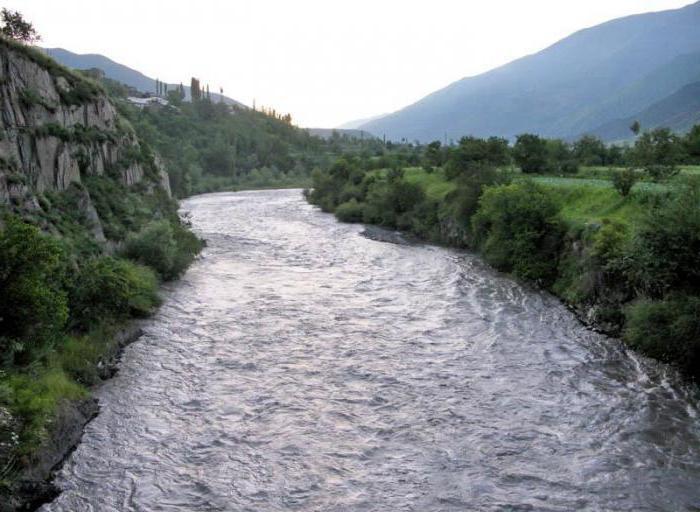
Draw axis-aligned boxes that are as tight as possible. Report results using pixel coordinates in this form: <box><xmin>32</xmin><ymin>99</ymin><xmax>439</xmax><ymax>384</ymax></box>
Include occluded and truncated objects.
<box><xmin>552</xmin><ymin>185</ymin><xmax>647</xmax><ymax>227</ymax></box>
<box><xmin>4</xmin><ymin>367</ymin><xmax>88</xmax><ymax>455</ymax></box>
<box><xmin>400</xmin><ymin>166</ymin><xmax>652</xmax><ymax>231</ymax></box>
<box><xmin>402</xmin><ymin>167</ymin><xmax>456</xmax><ymax>200</ymax></box>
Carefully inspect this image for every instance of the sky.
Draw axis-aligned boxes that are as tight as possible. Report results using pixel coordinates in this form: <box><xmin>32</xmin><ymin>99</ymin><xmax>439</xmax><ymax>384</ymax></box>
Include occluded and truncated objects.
<box><xmin>8</xmin><ymin>0</ymin><xmax>694</xmax><ymax>128</ymax></box>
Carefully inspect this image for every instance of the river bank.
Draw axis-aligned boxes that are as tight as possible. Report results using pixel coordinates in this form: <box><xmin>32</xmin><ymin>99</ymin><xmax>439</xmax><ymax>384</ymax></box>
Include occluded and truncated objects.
<box><xmin>0</xmin><ymin>324</ymin><xmax>144</xmax><ymax>512</ymax></box>
<box><xmin>307</xmin><ymin>164</ymin><xmax>700</xmax><ymax>380</ymax></box>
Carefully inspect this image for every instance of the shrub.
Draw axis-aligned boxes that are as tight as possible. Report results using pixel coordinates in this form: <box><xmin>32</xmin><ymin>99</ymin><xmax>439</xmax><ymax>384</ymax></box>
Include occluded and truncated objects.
<box><xmin>171</xmin><ymin>221</ymin><xmax>204</xmax><ymax>278</ymax></box>
<box><xmin>335</xmin><ymin>199</ymin><xmax>365</xmax><ymax>223</ymax></box>
<box><xmin>362</xmin><ymin>177</ymin><xmax>425</xmax><ymax>229</ymax></box>
<box><xmin>611</xmin><ymin>168</ymin><xmax>638</xmax><ymax>197</ymax></box>
<box><xmin>68</xmin><ymin>256</ymin><xmax>159</xmax><ymax>330</ymax></box>
<box><xmin>0</xmin><ymin>216</ymin><xmax>68</xmax><ymax>367</ymax></box>
<box><xmin>624</xmin><ymin>295</ymin><xmax>700</xmax><ymax>377</ymax></box>
<box><xmin>122</xmin><ymin>220</ymin><xmax>201</xmax><ymax>280</ymax></box>
<box><xmin>472</xmin><ymin>181</ymin><xmax>563</xmax><ymax>283</ymax></box>
<box><xmin>626</xmin><ymin>180</ymin><xmax>700</xmax><ymax>297</ymax></box>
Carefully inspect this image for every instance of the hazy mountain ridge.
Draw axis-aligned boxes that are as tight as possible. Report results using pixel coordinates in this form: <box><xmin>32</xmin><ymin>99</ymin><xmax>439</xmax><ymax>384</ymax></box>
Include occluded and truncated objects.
<box><xmin>44</xmin><ymin>47</ymin><xmax>243</xmax><ymax>106</ymax></box>
<box><xmin>590</xmin><ymin>80</ymin><xmax>700</xmax><ymax>141</ymax></box>
<box><xmin>361</xmin><ymin>1</ymin><xmax>700</xmax><ymax>141</ymax></box>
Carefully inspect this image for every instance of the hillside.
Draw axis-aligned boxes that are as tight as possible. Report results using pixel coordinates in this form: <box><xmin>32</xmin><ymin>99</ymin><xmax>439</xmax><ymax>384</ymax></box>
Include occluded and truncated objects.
<box><xmin>590</xmin><ymin>81</ymin><xmax>700</xmax><ymax>141</ymax></box>
<box><xmin>44</xmin><ymin>47</ymin><xmax>243</xmax><ymax>106</ymax></box>
<box><xmin>361</xmin><ymin>1</ymin><xmax>700</xmax><ymax>141</ymax></box>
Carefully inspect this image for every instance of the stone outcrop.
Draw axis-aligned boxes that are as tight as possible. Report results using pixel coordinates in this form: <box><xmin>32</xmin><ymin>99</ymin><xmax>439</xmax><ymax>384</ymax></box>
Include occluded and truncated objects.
<box><xmin>0</xmin><ymin>39</ymin><xmax>170</xmax><ymax>228</ymax></box>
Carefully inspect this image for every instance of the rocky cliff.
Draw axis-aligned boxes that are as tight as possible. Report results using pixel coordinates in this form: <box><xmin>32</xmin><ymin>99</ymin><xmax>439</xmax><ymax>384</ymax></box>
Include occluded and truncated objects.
<box><xmin>0</xmin><ymin>37</ymin><xmax>170</xmax><ymax>234</ymax></box>
<box><xmin>0</xmin><ymin>39</ymin><xmax>177</xmax><ymax>511</ymax></box>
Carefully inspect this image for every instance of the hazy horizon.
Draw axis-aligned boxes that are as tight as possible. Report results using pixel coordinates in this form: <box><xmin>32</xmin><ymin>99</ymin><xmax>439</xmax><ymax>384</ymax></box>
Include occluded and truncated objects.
<box><xmin>8</xmin><ymin>0</ymin><xmax>694</xmax><ymax>128</ymax></box>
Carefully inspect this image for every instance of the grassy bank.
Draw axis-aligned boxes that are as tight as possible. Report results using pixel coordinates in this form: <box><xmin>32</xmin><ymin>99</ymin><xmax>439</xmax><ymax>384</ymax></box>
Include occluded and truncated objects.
<box><xmin>0</xmin><ymin>179</ymin><xmax>203</xmax><ymax>497</ymax></box>
<box><xmin>307</xmin><ymin>158</ymin><xmax>700</xmax><ymax>379</ymax></box>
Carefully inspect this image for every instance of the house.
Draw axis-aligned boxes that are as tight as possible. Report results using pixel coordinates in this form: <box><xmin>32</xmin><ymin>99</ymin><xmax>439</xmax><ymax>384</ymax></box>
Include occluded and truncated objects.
<box><xmin>126</xmin><ymin>96</ymin><xmax>169</xmax><ymax>109</ymax></box>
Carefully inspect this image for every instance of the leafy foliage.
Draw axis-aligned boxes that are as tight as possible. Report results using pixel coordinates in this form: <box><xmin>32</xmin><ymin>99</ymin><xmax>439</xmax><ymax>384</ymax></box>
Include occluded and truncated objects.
<box><xmin>472</xmin><ymin>182</ymin><xmax>563</xmax><ymax>283</ymax></box>
<box><xmin>0</xmin><ymin>217</ymin><xmax>68</xmax><ymax>367</ymax></box>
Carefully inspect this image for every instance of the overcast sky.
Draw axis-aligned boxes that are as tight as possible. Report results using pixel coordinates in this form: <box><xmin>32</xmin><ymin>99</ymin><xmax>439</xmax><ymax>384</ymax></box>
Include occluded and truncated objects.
<box><xmin>9</xmin><ymin>0</ymin><xmax>693</xmax><ymax>127</ymax></box>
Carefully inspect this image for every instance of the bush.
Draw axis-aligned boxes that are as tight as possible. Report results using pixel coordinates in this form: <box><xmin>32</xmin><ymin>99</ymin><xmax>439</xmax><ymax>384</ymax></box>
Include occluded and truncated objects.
<box><xmin>472</xmin><ymin>182</ymin><xmax>563</xmax><ymax>283</ymax></box>
<box><xmin>122</xmin><ymin>220</ymin><xmax>201</xmax><ymax>281</ymax></box>
<box><xmin>612</xmin><ymin>168</ymin><xmax>638</xmax><ymax>197</ymax></box>
<box><xmin>122</xmin><ymin>220</ymin><xmax>177</xmax><ymax>279</ymax></box>
<box><xmin>171</xmin><ymin>221</ymin><xmax>204</xmax><ymax>277</ymax></box>
<box><xmin>362</xmin><ymin>177</ymin><xmax>426</xmax><ymax>229</ymax></box>
<box><xmin>335</xmin><ymin>199</ymin><xmax>365</xmax><ymax>223</ymax></box>
<box><xmin>0</xmin><ymin>216</ymin><xmax>68</xmax><ymax>366</ymax></box>
<box><xmin>624</xmin><ymin>295</ymin><xmax>700</xmax><ymax>377</ymax></box>
<box><xmin>626</xmin><ymin>180</ymin><xmax>700</xmax><ymax>296</ymax></box>
<box><xmin>68</xmin><ymin>256</ymin><xmax>159</xmax><ymax>330</ymax></box>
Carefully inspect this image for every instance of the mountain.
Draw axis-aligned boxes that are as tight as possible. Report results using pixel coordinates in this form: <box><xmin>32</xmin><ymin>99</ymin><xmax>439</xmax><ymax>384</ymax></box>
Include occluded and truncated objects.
<box><xmin>590</xmin><ymin>81</ymin><xmax>700</xmax><ymax>141</ymax></box>
<box><xmin>361</xmin><ymin>1</ymin><xmax>700</xmax><ymax>142</ymax></box>
<box><xmin>43</xmin><ymin>47</ymin><xmax>243</xmax><ymax>106</ymax></box>
<box><xmin>337</xmin><ymin>113</ymin><xmax>387</xmax><ymax>129</ymax></box>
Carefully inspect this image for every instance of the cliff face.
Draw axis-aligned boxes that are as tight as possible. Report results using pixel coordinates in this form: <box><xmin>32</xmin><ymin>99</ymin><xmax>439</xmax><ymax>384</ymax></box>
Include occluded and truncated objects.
<box><xmin>0</xmin><ymin>39</ymin><xmax>170</xmax><ymax>228</ymax></box>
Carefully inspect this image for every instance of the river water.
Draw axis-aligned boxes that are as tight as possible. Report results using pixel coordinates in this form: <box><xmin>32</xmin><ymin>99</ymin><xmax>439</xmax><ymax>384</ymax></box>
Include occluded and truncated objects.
<box><xmin>43</xmin><ymin>189</ymin><xmax>700</xmax><ymax>511</ymax></box>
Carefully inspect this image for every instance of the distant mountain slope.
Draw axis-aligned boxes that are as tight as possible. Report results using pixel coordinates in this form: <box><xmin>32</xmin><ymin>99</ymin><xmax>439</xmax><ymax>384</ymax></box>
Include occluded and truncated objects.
<box><xmin>43</xmin><ymin>48</ymin><xmax>243</xmax><ymax>106</ymax></box>
<box><xmin>337</xmin><ymin>114</ymin><xmax>387</xmax><ymax>129</ymax></box>
<box><xmin>361</xmin><ymin>1</ymin><xmax>700</xmax><ymax>141</ymax></box>
<box><xmin>590</xmin><ymin>81</ymin><xmax>700</xmax><ymax>141</ymax></box>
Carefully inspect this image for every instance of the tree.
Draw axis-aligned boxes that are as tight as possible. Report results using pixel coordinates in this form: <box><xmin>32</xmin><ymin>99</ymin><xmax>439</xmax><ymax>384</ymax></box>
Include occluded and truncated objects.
<box><xmin>546</xmin><ymin>139</ymin><xmax>578</xmax><ymax>174</ymax></box>
<box><xmin>424</xmin><ymin>140</ymin><xmax>443</xmax><ymax>171</ymax></box>
<box><xmin>0</xmin><ymin>9</ymin><xmax>40</xmax><ymax>44</ymax></box>
<box><xmin>574</xmin><ymin>135</ymin><xmax>607</xmax><ymax>166</ymax></box>
<box><xmin>445</xmin><ymin>136</ymin><xmax>509</xmax><ymax>179</ymax></box>
<box><xmin>190</xmin><ymin>77</ymin><xmax>201</xmax><ymax>101</ymax></box>
<box><xmin>684</xmin><ymin>124</ymin><xmax>700</xmax><ymax>164</ymax></box>
<box><xmin>630</xmin><ymin>128</ymin><xmax>684</xmax><ymax>181</ymax></box>
<box><xmin>612</xmin><ymin>168</ymin><xmax>638</xmax><ymax>197</ymax></box>
<box><xmin>630</xmin><ymin>120</ymin><xmax>641</xmax><ymax>136</ymax></box>
<box><xmin>512</xmin><ymin>133</ymin><xmax>548</xmax><ymax>173</ymax></box>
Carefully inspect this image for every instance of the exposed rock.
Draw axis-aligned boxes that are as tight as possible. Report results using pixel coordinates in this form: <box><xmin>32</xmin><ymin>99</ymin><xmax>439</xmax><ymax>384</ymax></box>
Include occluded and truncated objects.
<box><xmin>0</xmin><ymin>40</ymin><xmax>171</xmax><ymax>220</ymax></box>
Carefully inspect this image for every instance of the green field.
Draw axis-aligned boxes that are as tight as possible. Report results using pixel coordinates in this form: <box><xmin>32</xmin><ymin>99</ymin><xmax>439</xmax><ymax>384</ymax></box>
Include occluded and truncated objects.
<box><xmin>398</xmin><ymin>165</ymin><xmax>687</xmax><ymax>231</ymax></box>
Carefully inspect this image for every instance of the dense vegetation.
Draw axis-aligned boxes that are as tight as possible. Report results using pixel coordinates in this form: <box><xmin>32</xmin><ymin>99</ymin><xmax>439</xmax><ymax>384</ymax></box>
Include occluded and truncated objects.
<box><xmin>84</xmin><ymin>70</ymin><xmax>387</xmax><ymax>198</ymax></box>
<box><xmin>0</xmin><ymin>177</ymin><xmax>202</xmax><ymax>478</ymax></box>
<box><xmin>0</xmin><ymin>33</ymin><xmax>204</xmax><ymax>496</ymax></box>
<box><xmin>307</xmin><ymin>127</ymin><xmax>700</xmax><ymax>379</ymax></box>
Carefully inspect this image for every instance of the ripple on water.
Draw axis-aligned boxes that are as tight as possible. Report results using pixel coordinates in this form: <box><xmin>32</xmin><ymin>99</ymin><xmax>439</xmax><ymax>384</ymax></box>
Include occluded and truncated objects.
<box><xmin>42</xmin><ymin>189</ymin><xmax>700</xmax><ymax>512</ymax></box>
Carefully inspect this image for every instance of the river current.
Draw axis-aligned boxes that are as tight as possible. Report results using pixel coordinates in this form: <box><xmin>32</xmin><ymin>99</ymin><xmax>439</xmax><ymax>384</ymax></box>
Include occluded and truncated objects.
<box><xmin>43</xmin><ymin>189</ymin><xmax>700</xmax><ymax>511</ymax></box>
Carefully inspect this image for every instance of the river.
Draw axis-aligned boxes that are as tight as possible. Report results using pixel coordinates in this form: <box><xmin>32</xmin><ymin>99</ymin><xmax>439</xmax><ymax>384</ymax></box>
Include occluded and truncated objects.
<box><xmin>42</xmin><ymin>189</ymin><xmax>700</xmax><ymax>511</ymax></box>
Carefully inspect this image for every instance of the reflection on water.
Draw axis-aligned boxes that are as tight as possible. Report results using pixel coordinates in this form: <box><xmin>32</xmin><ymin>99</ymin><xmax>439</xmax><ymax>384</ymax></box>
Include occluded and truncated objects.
<box><xmin>43</xmin><ymin>189</ymin><xmax>700</xmax><ymax>511</ymax></box>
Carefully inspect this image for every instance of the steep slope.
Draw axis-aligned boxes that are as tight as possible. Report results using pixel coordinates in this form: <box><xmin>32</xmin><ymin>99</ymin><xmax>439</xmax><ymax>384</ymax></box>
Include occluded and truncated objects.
<box><xmin>362</xmin><ymin>1</ymin><xmax>700</xmax><ymax>141</ymax></box>
<box><xmin>0</xmin><ymin>40</ymin><xmax>170</xmax><ymax>220</ymax></box>
<box><xmin>44</xmin><ymin>47</ymin><xmax>243</xmax><ymax>106</ymax></box>
<box><xmin>0</xmin><ymin>37</ymin><xmax>202</xmax><ymax>511</ymax></box>
<box><xmin>590</xmin><ymin>81</ymin><xmax>700</xmax><ymax>141</ymax></box>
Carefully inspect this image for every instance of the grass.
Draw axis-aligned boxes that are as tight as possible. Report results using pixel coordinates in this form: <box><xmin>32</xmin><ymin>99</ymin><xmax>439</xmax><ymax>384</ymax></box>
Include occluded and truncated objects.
<box><xmin>552</xmin><ymin>185</ymin><xmax>648</xmax><ymax>228</ymax></box>
<box><xmin>4</xmin><ymin>367</ymin><xmax>88</xmax><ymax>455</ymax></box>
<box><xmin>399</xmin><ymin>166</ymin><xmax>654</xmax><ymax>231</ymax></box>
<box><xmin>402</xmin><ymin>167</ymin><xmax>456</xmax><ymax>200</ymax></box>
